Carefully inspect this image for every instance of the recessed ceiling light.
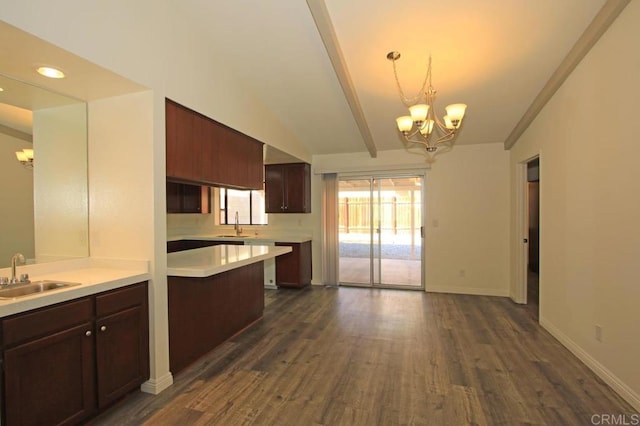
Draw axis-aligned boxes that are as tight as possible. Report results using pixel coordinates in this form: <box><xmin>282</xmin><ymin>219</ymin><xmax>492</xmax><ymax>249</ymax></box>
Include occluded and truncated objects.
<box><xmin>0</xmin><ymin>87</ymin><xmax>4</xmax><ymax>92</ymax></box>
<box><xmin>36</xmin><ymin>66</ymin><xmax>65</xmax><ymax>79</ymax></box>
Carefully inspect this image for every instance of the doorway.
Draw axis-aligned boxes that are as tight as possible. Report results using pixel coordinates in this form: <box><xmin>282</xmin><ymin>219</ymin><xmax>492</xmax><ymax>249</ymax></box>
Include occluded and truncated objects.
<box><xmin>525</xmin><ymin>158</ymin><xmax>540</xmax><ymax>318</ymax></box>
<box><xmin>337</xmin><ymin>174</ymin><xmax>424</xmax><ymax>289</ymax></box>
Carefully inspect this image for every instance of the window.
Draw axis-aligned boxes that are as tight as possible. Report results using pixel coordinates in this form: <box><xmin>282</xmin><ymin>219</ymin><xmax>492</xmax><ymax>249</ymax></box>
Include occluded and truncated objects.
<box><xmin>219</xmin><ymin>188</ymin><xmax>268</xmax><ymax>225</ymax></box>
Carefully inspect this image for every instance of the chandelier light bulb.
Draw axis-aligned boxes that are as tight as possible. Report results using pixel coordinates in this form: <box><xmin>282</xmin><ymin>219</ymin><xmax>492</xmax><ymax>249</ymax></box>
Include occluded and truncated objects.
<box><xmin>15</xmin><ymin>148</ymin><xmax>34</xmax><ymax>168</ymax></box>
<box><xmin>409</xmin><ymin>104</ymin><xmax>429</xmax><ymax>125</ymax></box>
<box><xmin>444</xmin><ymin>115</ymin><xmax>457</xmax><ymax>130</ymax></box>
<box><xmin>396</xmin><ymin>116</ymin><xmax>414</xmax><ymax>134</ymax></box>
<box><xmin>420</xmin><ymin>119</ymin><xmax>435</xmax><ymax>135</ymax></box>
<box><xmin>445</xmin><ymin>103</ymin><xmax>467</xmax><ymax>122</ymax></box>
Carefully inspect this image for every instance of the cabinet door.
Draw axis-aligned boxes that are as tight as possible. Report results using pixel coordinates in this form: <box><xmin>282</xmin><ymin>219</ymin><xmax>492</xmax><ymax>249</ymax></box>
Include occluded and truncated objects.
<box><xmin>284</xmin><ymin>163</ymin><xmax>311</xmax><ymax>213</ymax></box>
<box><xmin>166</xmin><ymin>100</ymin><xmax>198</xmax><ymax>181</ymax></box>
<box><xmin>166</xmin><ymin>181</ymin><xmax>210</xmax><ymax>214</ymax></box>
<box><xmin>96</xmin><ymin>305</ymin><xmax>149</xmax><ymax>408</ymax></box>
<box><xmin>265</xmin><ymin>163</ymin><xmax>310</xmax><ymax>213</ymax></box>
<box><xmin>275</xmin><ymin>241</ymin><xmax>312</xmax><ymax>288</ymax></box>
<box><xmin>265</xmin><ymin>165</ymin><xmax>285</xmax><ymax>213</ymax></box>
<box><xmin>95</xmin><ymin>283</ymin><xmax>149</xmax><ymax>408</ymax></box>
<box><xmin>4</xmin><ymin>322</ymin><xmax>96</xmax><ymax>426</ymax></box>
<box><xmin>246</xmin><ymin>139</ymin><xmax>264</xmax><ymax>189</ymax></box>
<box><xmin>198</xmin><ymin>112</ymin><xmax>219</xmax><ymax>184</ymax></box>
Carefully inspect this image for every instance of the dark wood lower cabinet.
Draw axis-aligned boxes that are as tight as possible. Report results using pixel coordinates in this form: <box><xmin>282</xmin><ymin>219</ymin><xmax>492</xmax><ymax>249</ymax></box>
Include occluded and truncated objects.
<box><xmin>168</xmin><ymin>262</ymin><xmax>264</xmax><ymax>374</ymax></box>
<box><xmin>4</xmin><ymin>321</ymin><xmax>97</xmax><ymax>425</ymax></box>
<box><xmin>1</xmin><ymin>282</ymin><xmax>149</xmax><ymax>425</ymax></box>
<box><xmin>275</xmin><ymin>241</ymin><xmax>312</xmax><ymax>288</ymax></box>
<box><xmin>95</xmin><ymin>283</ymin><xmax>150</xmax><ymax>409</ymax></box>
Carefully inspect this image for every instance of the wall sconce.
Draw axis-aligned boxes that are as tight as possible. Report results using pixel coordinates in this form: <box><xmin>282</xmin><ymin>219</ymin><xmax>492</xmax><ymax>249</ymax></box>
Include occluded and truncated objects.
<box><xmin>16</xmin><ymin>148</ymin><xmax>34</xmax><ymax>168</ymax></box>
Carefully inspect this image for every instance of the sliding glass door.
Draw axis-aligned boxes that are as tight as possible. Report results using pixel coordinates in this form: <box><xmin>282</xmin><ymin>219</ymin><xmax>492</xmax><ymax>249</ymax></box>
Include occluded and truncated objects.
<box><xmin>338</xmin><ymin>174</ymin><xmax>423</xmax><ymax>289</ymax></box>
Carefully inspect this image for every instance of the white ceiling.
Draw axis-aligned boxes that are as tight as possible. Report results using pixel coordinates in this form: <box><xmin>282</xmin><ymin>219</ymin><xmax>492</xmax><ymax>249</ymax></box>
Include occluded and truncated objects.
<box><xmin>1</xmin><ymin>1</ymin><xmax>615</xmax><ymax>158</ymax></box>
<box><xmin>179</xmin><ymin>0</ymin><xmax>608</xmax><ymax>156</ymax></box>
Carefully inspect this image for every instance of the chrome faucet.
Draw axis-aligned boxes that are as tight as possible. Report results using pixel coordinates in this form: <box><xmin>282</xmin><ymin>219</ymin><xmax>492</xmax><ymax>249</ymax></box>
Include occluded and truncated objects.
<box><xmin>10</xmin><ymin>253</ymin><xmax>26</xmax><ymax>284</ymax></box>
<box><xmin>234</xmin><ymin>211</ymin><xmax>243</xmax><ymax>236</ymax></box>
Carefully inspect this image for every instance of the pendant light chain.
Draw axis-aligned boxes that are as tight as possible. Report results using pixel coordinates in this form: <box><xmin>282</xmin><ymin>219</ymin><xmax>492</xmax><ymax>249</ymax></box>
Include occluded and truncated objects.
<box><xmin>391</xmin><ymin>55</ymin><xmax>432</xmax><ymax>107</ymax></box>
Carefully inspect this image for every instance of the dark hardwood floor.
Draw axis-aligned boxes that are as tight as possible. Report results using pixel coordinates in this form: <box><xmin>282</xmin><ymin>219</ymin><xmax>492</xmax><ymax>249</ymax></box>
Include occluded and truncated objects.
<box><xmin>92</xmin><ymin>287</ymin><xmax>636</xmax><ymax>425</ymax></box>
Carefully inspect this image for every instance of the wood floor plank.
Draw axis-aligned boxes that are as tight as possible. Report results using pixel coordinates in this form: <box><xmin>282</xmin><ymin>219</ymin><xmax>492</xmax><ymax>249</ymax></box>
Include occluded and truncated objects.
<box><xmin>92</xmin><ymin>287</ymin><xmax>637</xmax><ymax>425</ymax></box>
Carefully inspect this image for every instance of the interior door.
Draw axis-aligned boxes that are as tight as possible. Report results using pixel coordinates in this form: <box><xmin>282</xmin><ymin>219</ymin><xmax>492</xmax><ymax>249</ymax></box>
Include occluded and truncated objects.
<box><xmin>338</xmin><ymin>174</ymin><xmax>424</xmax><ymax>289</ymax></box>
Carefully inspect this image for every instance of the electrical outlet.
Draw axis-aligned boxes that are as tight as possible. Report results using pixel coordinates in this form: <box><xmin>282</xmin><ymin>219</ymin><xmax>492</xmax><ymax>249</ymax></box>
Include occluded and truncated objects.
<box><xmin>459</xmin><ymin>269</ymin><xmax>466</xmax><ymax>278</ymax></box>
<box><xmin>595</xmin><ymin>325</ymin><xmax>603</xmax><ymax>342</ymax></box>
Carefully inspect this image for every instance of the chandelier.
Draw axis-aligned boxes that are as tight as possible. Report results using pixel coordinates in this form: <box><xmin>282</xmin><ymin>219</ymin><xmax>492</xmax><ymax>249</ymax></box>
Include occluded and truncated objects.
<box><xmin>387</xmin><ymin>51</ymin><xmax>467</xmax><ymax>153</ymax></box>
<box><xmin>15</xmin><ymin>148</ymin><xmax>34</xmax><ymax>168</ymax></box>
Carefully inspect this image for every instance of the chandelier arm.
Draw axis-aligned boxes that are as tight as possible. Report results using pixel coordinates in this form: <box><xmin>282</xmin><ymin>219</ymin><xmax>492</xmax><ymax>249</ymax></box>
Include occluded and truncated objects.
<box><xmin>431</xmin><ymin>131</ymin><xmax>456</xmax><ymax>146</ymax></box>
<box><xmin>403</xmin><ymin>134</ymin><xmax>434</xmax><ymax>149</ymax></box>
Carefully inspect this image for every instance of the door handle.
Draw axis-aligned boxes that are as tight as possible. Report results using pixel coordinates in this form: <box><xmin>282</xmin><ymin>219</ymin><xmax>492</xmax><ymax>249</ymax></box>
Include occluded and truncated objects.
<box><xmin>523</xmin><ymin>238</ymin><xmax>528</xmax><ymax>243</ymax></box>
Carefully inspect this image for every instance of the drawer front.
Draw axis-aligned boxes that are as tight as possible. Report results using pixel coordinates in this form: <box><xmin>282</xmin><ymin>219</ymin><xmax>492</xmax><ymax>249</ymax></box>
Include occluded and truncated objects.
<box><xmin>96</xmin><ymin>282</ymin><xmax>147</xmax><ymax>317</ymax></box>
<box><xmin>3</xmin><ymin>298</ymin><xmax>93</xmax><ymax>347</ymax></box>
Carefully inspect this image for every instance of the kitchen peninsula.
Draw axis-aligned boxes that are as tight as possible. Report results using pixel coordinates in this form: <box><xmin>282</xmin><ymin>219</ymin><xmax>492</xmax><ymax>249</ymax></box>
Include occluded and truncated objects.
<box><xmin>167</xmin><ymin>234</ymin><xmax>313</xmax><ymax>289</ymax></box>
<box><xmin>167</xmin><ymin>244</ymin><xmax>291</xmax><ymax>373</ymax></box>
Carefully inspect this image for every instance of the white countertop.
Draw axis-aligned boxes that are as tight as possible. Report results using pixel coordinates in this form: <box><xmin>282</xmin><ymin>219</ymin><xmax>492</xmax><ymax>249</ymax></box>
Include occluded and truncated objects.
<box><xmin>167</xmin><ymin>244</ymin><xmax>292</xmax><ymax>278</ymax></box>
<box><xmin>0</xmin><ymin>258</ymin><xmax>150</xmax><ymax>318</ymax></box>
<box><xmin>167</xmin><ymin>233</ymin><xmax>312</xmax><ymax>244</ymax></box>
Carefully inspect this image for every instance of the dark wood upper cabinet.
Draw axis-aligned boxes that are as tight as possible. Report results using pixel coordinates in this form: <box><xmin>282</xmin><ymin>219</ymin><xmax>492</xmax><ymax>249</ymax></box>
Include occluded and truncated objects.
<box><xmin>166</xmin><ymin>181</ymin><xmax>210</xmax><ymax>214</ymax></box>
<box><xmin>265</xmin><ymin>163</ymin><xmax>311</xmax><ymax>213</ymax></box>
<box><xmin>166</xmin><ymin>101</ymin><xmax>198</xmax><ymax>182</ymax></box>
<box><xmin>166</xmin><ymin>99</ymin><xmax>263</xmax><ymax>190</ymax></box>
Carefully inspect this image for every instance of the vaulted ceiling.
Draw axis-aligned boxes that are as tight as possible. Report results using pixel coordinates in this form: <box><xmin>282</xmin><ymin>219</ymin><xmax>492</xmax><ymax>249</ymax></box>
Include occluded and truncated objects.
<box><xmin>178</xmin><ymin>0</ymin><xmax>611</xmax><ymax>157</ymax></box>
<box><xmin>1</xmin><ymin>1</ymin><xmax>624</xmax><ymax>159</ymax></box>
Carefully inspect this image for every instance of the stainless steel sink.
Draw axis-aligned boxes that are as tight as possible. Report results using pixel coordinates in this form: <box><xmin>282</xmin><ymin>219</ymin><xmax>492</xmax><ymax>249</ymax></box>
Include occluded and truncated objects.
<box><xmin>0</xmin><ymin>280</ymin><xmax>80</xmax><ymax>299</ymax></box>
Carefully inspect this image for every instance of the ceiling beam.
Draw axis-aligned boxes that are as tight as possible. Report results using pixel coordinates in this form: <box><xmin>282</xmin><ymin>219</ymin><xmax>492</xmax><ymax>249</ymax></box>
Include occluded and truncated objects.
<box><xmin>306</xmin><ymin>0</ymin><xmax>377</xmax><ymax>158</ymax></box>
<box><xmin>504</xmin><ymin>0</ymin><xmax>630</xmax><ymax>150</ymax></box>
<box><xmin>0</xmin><ymin>123</ymin><xmax>32</xmax><ymax>143</ymax></box>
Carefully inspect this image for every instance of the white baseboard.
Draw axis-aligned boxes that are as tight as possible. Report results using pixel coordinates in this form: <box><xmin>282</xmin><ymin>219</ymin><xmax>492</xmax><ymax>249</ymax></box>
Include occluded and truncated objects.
<box><xmin>425</xmin><ymin>285</ymin><xmax>509</xmax><ymax>297</ymax></box>
<box><xmin>141</xmin><ymin>372</ymin><xmax>174</xmax><ymax>395</ymax></box>
<box><xmin>540</xmin><ymin>317</ymin><xmax>640</xmax><ymax>412</ymax></box>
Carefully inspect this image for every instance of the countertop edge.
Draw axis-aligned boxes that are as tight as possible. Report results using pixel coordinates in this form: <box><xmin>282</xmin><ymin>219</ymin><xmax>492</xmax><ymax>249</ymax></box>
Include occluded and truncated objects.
<box><xmin>167</xmin><ymin>234</ymin><xmax>312</xmax><ymax>243</ymax></box>
<box><xmin>0</xmin><ymin>270</ymin><xmax>151</xmax><ymax>318</ymax></box>
<box><xmin>167</xmin><ymin>245</ymin><xmax>292</xmax><ymax>278</ymax></box>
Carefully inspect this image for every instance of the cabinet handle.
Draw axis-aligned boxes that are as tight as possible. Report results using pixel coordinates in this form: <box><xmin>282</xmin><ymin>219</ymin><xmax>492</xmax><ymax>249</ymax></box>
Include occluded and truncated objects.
<box><xmin>85</xmin><ymin>330</ymin><xmax>92</xmax><ymax>337</ymax></box>
<box><xmin>100</xmin><ymin>325</ymin><xmax>107</xmax><ymax>332</ymax></box>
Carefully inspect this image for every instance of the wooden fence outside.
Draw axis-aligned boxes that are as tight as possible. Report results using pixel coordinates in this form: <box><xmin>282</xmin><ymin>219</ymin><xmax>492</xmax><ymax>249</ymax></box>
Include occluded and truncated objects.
<box><xmin>339</xmin><ymin>194</ymin><xmax>421</xmax><ymax>235</ymax></box>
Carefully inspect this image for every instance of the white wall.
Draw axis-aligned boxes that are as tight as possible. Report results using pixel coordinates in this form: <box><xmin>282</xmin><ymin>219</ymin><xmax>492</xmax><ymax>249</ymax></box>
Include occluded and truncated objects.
<box><xmin>88</xmin><ymin>90</ymin><xmax>172</xmax><ymax>389</ymax></box>
<box><xmin>1</xmin><ymin>0</ymin><xmax>312</xmax><ymax>395</ymax></box>
<box><xmin>313</xmin><ymin>144</ymin><xmax>511</xmax><ymax>295</ymax></box>
<box><xmin>33</xmin><ymin>103</ymin><xmax>88</xmax><ymax>261</ymax></box>
<box><xmin>425</xmin><ymin>144</ymin><xmax>510</xmax><ymax>295</ymax></box>
<box><xmin>0</xmin><ymin>133</ymin><xmax>34</xmax><ymax>265</ymax></box>
<box><xmin>509</xmin><ymin>1</ymin><xmax>640</xmax><ymax>410</ymax></box>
